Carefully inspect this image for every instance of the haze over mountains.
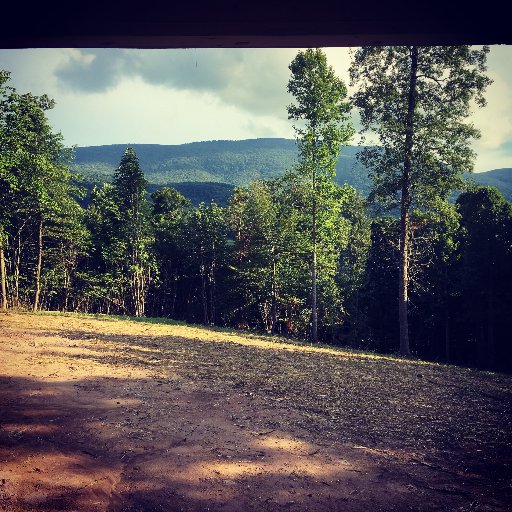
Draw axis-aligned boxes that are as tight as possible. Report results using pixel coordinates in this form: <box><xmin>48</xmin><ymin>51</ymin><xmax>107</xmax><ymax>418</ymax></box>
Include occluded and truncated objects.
<box><xmin>71</xmin><ymin>138</ymin><xmax>512</xmax><ymax>205</ymax></box>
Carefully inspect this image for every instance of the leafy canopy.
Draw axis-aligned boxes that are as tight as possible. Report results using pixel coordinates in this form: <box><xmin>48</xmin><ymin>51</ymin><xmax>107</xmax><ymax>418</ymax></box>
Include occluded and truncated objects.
<box><xmin>349</xmin><ymin>46</ymin><xmax>492</xmax><ymax>210</ymax></box>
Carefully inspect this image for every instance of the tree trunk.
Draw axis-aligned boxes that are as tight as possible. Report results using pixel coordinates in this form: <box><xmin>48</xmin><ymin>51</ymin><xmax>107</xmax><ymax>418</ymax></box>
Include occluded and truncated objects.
<box><xmin>0</xmin><ymin>235</ymin><xmax>7</xmax><ymax>311</ymax></box>
<box><xmin>444</xmin><ymin>306</ymin><xmax>451</xmax><ymax>363</ymax></box>
<box><xmin>133</xmin><ymin>272</ymin><xmax>139</xmax><ymax>317</ymax></box>
<box><xmin>209</xmin><ymin>267</ymin><xmax>215</xmax><ymax>325</ymax></box>
<box><xmin>171</xmin><ymin>270</ymin><xmax>177</xmax><ymax>318</ymax></box>
<box><xmin>311</xmin><ymin>194</ymin><xmax>318</xmax><ymax>343</ymax></box>
<box><xmin>486</xmin><ymin>266</ymin><xmax>495</xmax><ymax>369</ymax></box>
<box><xmin>398</xmin><ymin>46</ymin><xmax>418</xmax><ymax>357</ymax></box>
<box><xmin>270</xmin><ymin>248</ymin><xmax>278</xmax><ymax>334</ymax></box>
<box><xmin>13</xmin><ymin>219</ymin><xmax>29</xmax><ymax>308</ymax></box>
<box><xmin>200</xmin><ymin>259</ymin><xmax>208</xmax><ymax>324</ymax></box>
<box><xmin>209</xmin><ymin>244</ymin><xmax>216</xmax><ymax>325</ymax></box>
<box><xmin>63</xmin><ymin>246</ymin><xmax>74</xmax><ymax>312</ymax></box>
<box><xmin>135</xmin><ymin>270</ymin><xmax>143</xmax><ymax>317</ymax></box>
<box><xmin>443</xmin><ymin>270</ymin><xmax>451</xmax><ymax>363</ymax></box>
<box><xmin>13</xmin><ymin>236</ymin><xmax>21</xmax><ymax>307</ymax></box>
<box><xmin>398</xmin><ymin>205</ymin><xmax>410</xmax><ymax>356</ymax></box>
<box><xmin>33</xmin><ymin>218</ymin><xmax>43</xmax><ymax>312</ymax></box>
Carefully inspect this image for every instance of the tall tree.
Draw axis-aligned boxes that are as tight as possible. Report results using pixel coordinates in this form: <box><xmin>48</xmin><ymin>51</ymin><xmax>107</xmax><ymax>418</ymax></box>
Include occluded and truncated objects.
<box><xmin>149</xmin><ymin>186</ymin><xmax>190</xmax><ymax>318</ymax></box>
<box><xmin>41</xmin><ymin>185</ymin><xmax>89</xmax><ymax>312</ymax></box>
<box><xmin>455</xmin><ymin>186</ymin><xmax>512</xmax><ymax>369</ymax></box>
<box><xmin>183</xmin><ymin>202</ymin><xmax>227</xmax><ymax>325</ymax></box>
<box><xmin>0</xmin><ymin>70</ymin><xmax>11</xmax><ymax>311</ymax></box>
<box><xmin>227</xmin><ymin>180</ymin><xmax>285</xmax><ymax>332</ymax></box>
<box><xmin>287</xmin><ymin>48</ymin><xmax>354</xmax><ymax>342</ymax></box>
<box><xmin>350</xmin><ymin>46</ymin><xmax>491</xmax><ymax>355</ymax></box>
<box><xmin>0</xmin><ymin>70</ymin><xmax>79</xmax><ymax>312</ymax></box>
<box><xmin>85</xmin><ymin>183</ymin><xmax>127</xmax><ymax>314</ymax></box>
<box><xmin>112</xmin><ymin>148</ymin><xmax>154</xmax><ymax>317</ymax></box>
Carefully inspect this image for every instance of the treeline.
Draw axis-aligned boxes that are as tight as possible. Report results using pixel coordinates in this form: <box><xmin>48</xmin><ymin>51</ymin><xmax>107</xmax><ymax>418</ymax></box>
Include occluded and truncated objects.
<box><xmin>1</xmin><ymin>47</ymin><xmax>512</xmax><ymax>373</ymax></box>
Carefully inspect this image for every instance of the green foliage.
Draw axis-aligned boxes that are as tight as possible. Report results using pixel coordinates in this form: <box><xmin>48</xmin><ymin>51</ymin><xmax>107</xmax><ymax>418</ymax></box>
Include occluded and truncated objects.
<box><xmin>71</xmin><ymin>139</ymin><xmax>300</xmax><ymax>187</ymax></box>
<box><xmin>453</xmin><ymin>186</ymin><xmax>512</xmax><ymax>369</ymax></box>
<box><xmin>286</xmin><ymin>48</ymin><xmax>354</xmax><ymax>341</ymax></box>
<box><xmin>182</xmin><ymin>201</ymin><xmax>228</xmax><ymax>325</ymax></box>
<box><xmin>71</xmin><ymin>142</ymin><xmax>512</xmax><ymax>205</ymax></box>
<box><xmin>80</xmin><ymin>149</ymin><xmax>155</xmax><ymax>317</ymax></box>
<box><xmin>0</xmin><ymin>69</ymin><xmax>88</xmax><ymax>311</ymax></box>
<box><xmin>350</xmin><ymin>46</ymin><xmax>492</xmax><ymax>211</ymax></box>
<box><xmin>225</xmin><ymin>176</ymin><xmax>369</xmax><ymax>339</ymax></box>
<box><xmin>350</xmin><ymin>45</ymin><xmax>492</xmax><ymax>355</ymax></box>
<box><xmin>226</xmin><ymin>180</ymin><xmax>286</xmax><ymax>331</ymax></box>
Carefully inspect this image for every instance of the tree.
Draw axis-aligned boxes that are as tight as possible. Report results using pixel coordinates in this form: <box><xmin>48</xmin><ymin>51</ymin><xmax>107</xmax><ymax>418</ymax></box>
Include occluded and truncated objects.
<box><xmin>84</xmin><ymin>183</ymin><xmax>127</xmax><ymax>314</ymax></box>
<box><xmin>0</xmin><ymin>70</ymin><xmax>81</xmax><ymax>312</ymax></box>
<box><xmin>42</xmin><ymin>191</ymin><xmax>89</xmax><ymax>312</ymax></box>
<box><xmin>455</xmin><ymin>186</ymin><xmax>512</xmax><ymax>370</ymax></box>
<box><xmin>335</xmin><ymin>184</ymin><xmax>371</xmax><ymax>342</ymax></box>
<box><xmin>149</xmin><ymin>187</ymin><xmax>190</xmax><ymax>318</ymax></box>
<box><xmin>287</xmin><ymin>48</ymin><xmax>354</xmax><ymax>342</ymax></box>
<box><xmin>183</xmin><ymin>202</ymin><xmax>227</xmax><ymax>325</ymax></box>
<box><xmin>350</xmin><ymin>46</ymin><xmax>491</xmax><ymax>355</ymax></box>
<box><xmin>0</xmin><ymin>70</ymin><xmax>11</xmax><ymax>311</ymax></box>
<box><xmin>227</xmin><ymin>180</ymin><xmax>284</xmax><ymax>332</ymax></box>
<box><xmin>112</xmin><ymin>148</ymin><xmax>154</xmax><ymax>317</ymax></box>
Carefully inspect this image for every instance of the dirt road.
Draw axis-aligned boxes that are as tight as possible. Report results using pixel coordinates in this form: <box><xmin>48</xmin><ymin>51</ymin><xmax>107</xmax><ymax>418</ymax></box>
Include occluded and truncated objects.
<box><xmin>1</xmin><ymin>312</ymin><xmax>511</xmax><ymax>511</ymax></box>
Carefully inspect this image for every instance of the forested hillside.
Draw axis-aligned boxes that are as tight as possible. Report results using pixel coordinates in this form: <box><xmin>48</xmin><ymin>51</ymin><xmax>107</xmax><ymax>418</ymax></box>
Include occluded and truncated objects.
<box><xmin>71</xmin><ymin>140</ymin><xmax>371</xmax><ymax>203</ymax></box>
<box><xmin>71</xmin><ymin>139</ymin><xmax>511</xmax><ymax>204</ymax></box>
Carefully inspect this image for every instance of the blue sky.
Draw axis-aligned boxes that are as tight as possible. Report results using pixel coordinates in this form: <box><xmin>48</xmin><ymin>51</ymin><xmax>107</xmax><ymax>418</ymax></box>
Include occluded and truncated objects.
<box><xmin>1</xmin><ymin>46</ymin><xmax>511</xmax><ymax>172</ymax></box>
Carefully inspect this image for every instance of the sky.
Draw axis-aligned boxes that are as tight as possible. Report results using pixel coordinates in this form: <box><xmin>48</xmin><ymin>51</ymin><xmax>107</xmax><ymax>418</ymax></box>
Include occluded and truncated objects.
<box><xmin>1</xmin><ymin>45</ymin><xmax>511</xmax><ymax>172</ymax></box>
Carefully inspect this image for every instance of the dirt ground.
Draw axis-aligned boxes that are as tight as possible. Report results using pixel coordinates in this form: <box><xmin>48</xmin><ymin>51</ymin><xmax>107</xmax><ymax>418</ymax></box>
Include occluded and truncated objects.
<box><xmin>0</xmin><ymin>312</ymin><xmax>511</xmax><ymax>511</ymax></box>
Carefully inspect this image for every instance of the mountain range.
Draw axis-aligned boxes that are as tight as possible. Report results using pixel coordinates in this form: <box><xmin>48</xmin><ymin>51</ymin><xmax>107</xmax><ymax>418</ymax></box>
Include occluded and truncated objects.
<box><xmin>70</xmin><ymin>138</ymin><xmax>512</xmax><ymax>205</ymax></box>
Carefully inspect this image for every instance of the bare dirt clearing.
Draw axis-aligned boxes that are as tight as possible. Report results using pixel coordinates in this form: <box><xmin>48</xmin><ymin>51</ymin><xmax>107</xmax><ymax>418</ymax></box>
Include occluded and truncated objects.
<box><xmin>0</xmin><ymin>312</ymin><xmax>511</xmax><ymax>511</ymax></box>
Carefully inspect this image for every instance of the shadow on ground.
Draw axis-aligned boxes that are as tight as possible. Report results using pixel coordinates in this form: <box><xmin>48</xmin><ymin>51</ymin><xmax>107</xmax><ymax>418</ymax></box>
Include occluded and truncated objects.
<box><xmin>1</xmin><ymin>317</ymin><xmax>511</xmax><ymax>511</ymax></box>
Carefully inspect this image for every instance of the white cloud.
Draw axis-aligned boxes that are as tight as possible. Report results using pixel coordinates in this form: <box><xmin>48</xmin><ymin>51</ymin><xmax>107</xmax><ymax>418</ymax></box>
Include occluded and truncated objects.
<box><xmin>472</xmin><ymin>52</ymin><xmax>512</xmax><ymax>144</ymax></box>
<box><xmin>45</xmin><ymin>76</ymin><xmax>294</xmax><ymax>147</ymax></box>
<box><xmin>52</xmin><ymin>48</ymin><xmax>299</xmax><ymax>117</ymax></box>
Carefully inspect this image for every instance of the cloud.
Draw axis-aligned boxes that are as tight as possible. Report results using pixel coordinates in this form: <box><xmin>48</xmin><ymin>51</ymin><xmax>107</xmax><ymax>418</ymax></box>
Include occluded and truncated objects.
<box><xmin>470</xmin><ymin>45</ymin><xmax>512</xmax><ymax>170</ymax></box>
<box><xmin>43</xmin><ymin>75</ymin><xmax>295</xmax><ymax>148</ymax></box>
<box><xmin>472</xmin><ymin>47</ymin><xmax>512</xmax><ymax>147</ymax></box>
<box><xmin>55</xmin><ymin>49</ymin><xmax>134</xmax><ymax>92</ymax></box>
<box><xmin>0</xmin><ymin>49</ymin><xmax>68</xmax><ymax>95</ymax></box>
<box><xmin>53</xmin><ymin>48</ymin><xmax>306</xmax><ymax>117</ymax></box>
<box><xmin>52</xmin><ymin>47</ymin><xmax>358</xmax><ymax>119</ymax></box>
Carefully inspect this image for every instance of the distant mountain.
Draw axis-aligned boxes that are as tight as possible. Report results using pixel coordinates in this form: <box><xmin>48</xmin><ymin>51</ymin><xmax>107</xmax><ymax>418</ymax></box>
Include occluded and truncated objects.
<box><xmin>71</xmin><ymin>139</ymin><xmax>300</xmax><ymax>187</ymax></box>
<box><xmin>469</xmin><ymin>168</ymin><xmax>512</xmax><ymax>201</ymax></box>
<box><xmin>70</xmin><ymin>139</ymin><xmax>511</xmax><ymax>205</ymax></box>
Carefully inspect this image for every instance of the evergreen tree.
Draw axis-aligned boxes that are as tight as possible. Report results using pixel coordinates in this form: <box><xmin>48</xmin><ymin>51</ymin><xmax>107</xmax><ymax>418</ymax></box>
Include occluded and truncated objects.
<box><xmin>112</xmin><ymin>148</ymin><xmax>154</xmax><ymax>316</ymax></box>
<box><xmin>149</xmin><ymin>187</ymin><xmax>190</xmax><ymax>318</ymax></box>
<box><xmin>85</xmin><ymin>183</ymin><xmax>127</xmax><ymax>314</ymax></box>
<box><xmin>455</xmin><ymin>186</ymin><xmax>512</xmax><ymax>370</ymax></box>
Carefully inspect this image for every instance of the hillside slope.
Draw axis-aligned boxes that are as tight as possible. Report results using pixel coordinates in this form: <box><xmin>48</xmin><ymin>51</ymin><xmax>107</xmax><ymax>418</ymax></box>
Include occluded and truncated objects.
<box><xmin>70</xmin><ymin>139</ymin><xmax>511</xmax><ymax>203</ymax></box>
<box><xmin>470</xmin><ymin>168</ymin><xmax>512</xmax><ymax>200</ymax></box>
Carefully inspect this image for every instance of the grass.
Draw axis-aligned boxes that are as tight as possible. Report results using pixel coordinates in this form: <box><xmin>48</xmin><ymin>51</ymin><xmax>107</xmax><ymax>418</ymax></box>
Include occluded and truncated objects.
<box><xmin>28</xmin><ymin>309</ymin><xmax>445</xmax><ymax>368</ymax></box>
